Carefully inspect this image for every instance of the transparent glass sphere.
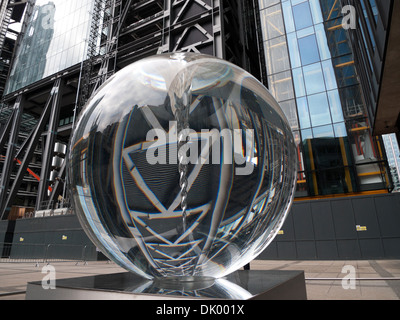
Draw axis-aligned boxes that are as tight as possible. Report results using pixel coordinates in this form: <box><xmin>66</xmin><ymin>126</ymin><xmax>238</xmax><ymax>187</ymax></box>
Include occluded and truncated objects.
<box><xmin>68</xmin><ymin>53</ymin><xmax>297</xmax><ymax>280</ymax></box>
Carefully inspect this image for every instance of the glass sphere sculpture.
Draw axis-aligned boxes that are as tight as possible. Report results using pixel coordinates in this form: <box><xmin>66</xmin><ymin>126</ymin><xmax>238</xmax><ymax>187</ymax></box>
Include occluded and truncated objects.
<box><xmin>68</xmin><ymin>53</ymin><xmax>297</xmax><ymax>281</ymax></box>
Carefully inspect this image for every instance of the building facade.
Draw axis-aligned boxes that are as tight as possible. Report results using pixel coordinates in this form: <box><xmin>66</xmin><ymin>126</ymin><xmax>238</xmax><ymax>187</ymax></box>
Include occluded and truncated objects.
<box><xmin>0</xmin><ymin>0</ymin><xmax>263</xmax><ymax>220</ymax></box>
<box><xmin>0</xmin><ymin>0</ymin><xmax>399</xmax><ymax>260</ymax></box>
<box><xmin>259</xmin><ymin>0</ymin><xmax>392</xmax><ymax>199</ymax></box>
<box><xmin>382</xmin><ymin>133</ymin><xmax>400</xmax><ymax>192</ymax></box>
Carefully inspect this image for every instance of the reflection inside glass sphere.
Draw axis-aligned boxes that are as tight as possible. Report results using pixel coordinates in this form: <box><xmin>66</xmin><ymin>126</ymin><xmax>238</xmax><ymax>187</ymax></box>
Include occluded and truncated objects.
<box><xmin>68</xmin><ymin>53</ymin><xmax>297</xmax><ymax>280</ymax></box>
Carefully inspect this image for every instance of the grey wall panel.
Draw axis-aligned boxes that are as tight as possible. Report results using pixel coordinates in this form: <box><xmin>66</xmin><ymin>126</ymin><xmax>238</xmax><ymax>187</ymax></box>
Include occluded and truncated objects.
<box><xmin>296</xmin><ymin>241</ymin><xmax>317</xmax><ymax>259</ymax></box>
<box><xmin>258</xmin><ymin>193</ymin><xmax>400</xmax><ymax>260</ymax></box>
<box><xmin>315</xmin><ymin>241</ymin><xmax>338</xmax><ymax>259</ymax></box>
<box><xmin>311</xmin><ymin>201</ymin><xmax>335</xmax><ymax>240</ymax></box>
<box><xmin>382</xmin><ymin>238</ymin><xmax>400</xmax><ymax>258</ymax></box>
<box><xmin>374</xmin><ymin>195</ymin><xmax>400</xmax><ymax>238</ymax></box>
<box><xmin>278</xmin><ymin>211</ymin><xmax>295</xmax><ymax>241</ymax></box>
<box><xmin>277</xmin><ymin>242</ymin><xmax>296</xmax><ymax>259</ymax></box>
<box><xmin>259</xmin><ymin>242</ymin><xmax>278</xmax><ymax>259</ymax></box>
<box><xmin>359</xmin><ymin>239</ymin><xmax>385</xmax><ymax>258</ymax></box>
<box><xmin>336</xmin><ymin>240</ymin><xmax>361</xmax><ymax>259</ymax></box>
<box><xmin>0</xmin><ymin>220</ymin><xmax>7</xmax><ymax>243</ymax></box>
<box><xmin>331</xmin><ymin>199</ymin><xmax>358</xmax><ymax>239</ymax></box>
<box><xmin>292</xmin><ymin>202</ymin><xmax>314</xmax><ymax>240</ymax></box>
<box><xmin>352</xmin><ymin>197</ymin><xmax>381</xmax><ymax>239</ymax></box>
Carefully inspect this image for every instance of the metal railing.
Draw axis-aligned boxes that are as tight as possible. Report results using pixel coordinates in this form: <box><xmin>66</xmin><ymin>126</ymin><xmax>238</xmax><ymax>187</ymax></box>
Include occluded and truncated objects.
<box><xmin>0</xmin><ymin>243</ymin><xmax>98</xmax><ymax>265</ymax></box>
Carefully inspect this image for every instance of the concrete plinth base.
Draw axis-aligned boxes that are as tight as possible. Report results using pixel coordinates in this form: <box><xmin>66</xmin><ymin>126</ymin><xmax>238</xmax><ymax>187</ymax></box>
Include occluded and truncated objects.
<box><xmin>26</xmin><ymin>270</ymin><xmax>307</xmax><ymax>300</ymax></box>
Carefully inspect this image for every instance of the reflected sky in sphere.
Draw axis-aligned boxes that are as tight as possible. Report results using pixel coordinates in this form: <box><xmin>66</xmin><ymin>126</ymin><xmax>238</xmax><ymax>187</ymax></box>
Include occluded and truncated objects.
<box><xmin>68</xmin><ymin>53</ymin><xmax>297</xmax><ymax>280</ymax></box>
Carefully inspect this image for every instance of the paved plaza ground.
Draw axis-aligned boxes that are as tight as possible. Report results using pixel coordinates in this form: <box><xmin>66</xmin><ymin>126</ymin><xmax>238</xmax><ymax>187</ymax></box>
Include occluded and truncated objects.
<box><xmin>0</xmin><ymin>259</ymin><xmax>399</xmax><ymax>300</ymax></box>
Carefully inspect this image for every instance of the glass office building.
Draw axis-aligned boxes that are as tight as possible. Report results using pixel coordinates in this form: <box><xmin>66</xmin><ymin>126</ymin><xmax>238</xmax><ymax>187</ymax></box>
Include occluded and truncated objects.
<box><xmin>5</xmin><ymin>0</ymin><xmax>94</xmax><ymax>94</ymax></box>
<box><xmin>258</xmin><ymin>0</ymin><xmax>389</xmax><ymax>198</ymax></box>
<box><xmin>382</xmin><ymin>134</ymin><xmax>400</xmax><ymax>192</ymax></box>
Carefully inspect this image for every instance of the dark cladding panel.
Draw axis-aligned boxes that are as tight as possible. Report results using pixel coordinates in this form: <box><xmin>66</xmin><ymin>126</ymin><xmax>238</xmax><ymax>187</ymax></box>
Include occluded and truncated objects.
<box><xmin>278</xmin><ymin>209</ymin><xmax>295</xmax><ymax>241</ymax></box>
<box><xmin>291</xmin><ymin>202</ymin><xmax>314</xmax><ymax>240</ymax></box>
<box><xmin>330</xmin><ymin>199</ymin><xmax>358</xmax><ymax>239</ymax></box>
<box><xmin>311</xmin><ymin>201</ymin><xmax>335</xmax><ymax>240</ymax></box>
<box><xmin>374</xmin><ymin>194</ymin><xmax>400</xmax><ymax>238</ymax></box>
<box><xmin>336</xmin><ymin>239</ymin><xmax>361</xmax><ymax>259</ymax></box>
<box><xmin>352</xmin><ymin>197</ymin><xmax>381</xmax><ymax>239</ymax></box>
<box><xmin>315</xmin><ymin>240</ymin><xmax>338</xmax><ymax>259</ymax></box>
<box><xmin>296</xmin><ymin>241</ymin><xmax>317</xmax><ymax>259</ymax></box>
<box><xmin>359</xmin><ymin>239</ymin><xmax>384</xmax><ymax>259</ymax></box>
<box><xmin>0</xmin><ymin>220</ymin><xmax>8</xmax><ymax>243</ymax></box>
<box><xmin>382</xmin><ymin>238</ymin><xmax>400</xmax><ymax>258</ymax></box>
<box><xmin>277</xmin><ymin>241</ymin><xmax>297</xmax><ymax>259</ymax></box>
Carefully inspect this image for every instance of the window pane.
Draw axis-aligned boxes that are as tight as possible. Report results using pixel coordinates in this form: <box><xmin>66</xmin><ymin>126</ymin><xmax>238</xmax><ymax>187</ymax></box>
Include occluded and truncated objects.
<box><xmin>333</xmin><ymin>54</ymin><xmax>358</xmax><ymax>87</ymax></box>
<box><xmin>314</xmin><ymin>23</ymin><xmax>331</xmax><ymax>60</ymax></box>
<box><xmin>303</xmin><ymin>62</ymin><xmax>326</xmax><ymax>95</ymax></box>
<box><xmin>309</xmin><ymin>0</ymin><xmax>324</xmax><ymax>24</ymax></box>
<box><xmin>297</xmin><ymin>97</ymin><xmax>311</xmax><ymax>129</ymax></box>
<box><xmin>264</xmin><ymin>36</ymin><xmax>290</xmax><ymax>74</ymax></box>
<box><xmin>279</xmin><ymin>99</ymin><xmax>299</xmax><ymax>131</ymax></box>
<box><xmin>321</xmin><ymin>60</ymin><xmax>337</xmax><ymax>90</ymax></box>
<box><xmin>339</xmin><ymin>85</ymin><xmax>366</xmax><ymax>118</ymax></box>
<box><xmin>260</xmin><ymin>4</ymin><xmax>285</xmax><ymax>40</ymax></box>
<box><xmin>292</xmin><ymin>67</ymin><xmax>306</xmax><ymax>97</ymax></box>
<box><xmin>312</xmin><ymin>124</ymin><xmax>334</xmax><ymax>138</ymax></box>
<box><xmin>259</xmin><ymin>0</ymin><xmax>280</xmax><ymax>10</ymax></box>
<box><xmin>282</xmin><ymin>0</ymin><xmax>295</xmax><ymax>33</ymax></box>
<box><xmin>319</xmin><ymin>0</ymin><xmax>342</xmax><ymax>20</ymax></box>
<box><xmin>287</xmin><ymin>32</ymin><xmax>301</xmax><ymax>68</ymax></box>
<box><xmin>292</xmin><ymin>2</ymin><xmax>313</xmax><ymax>30</ymax></box>
<box><xmin>368</xmin><ymin>0</ymin><xmax>378</xmax><ymax>23</ymax></box>
<box><xmin>334</xmin><ymin>122</ymin><xmax>347</xmax><ymax>137</ymax></box>
<box><xmin>298</xmin><ymin>34</ymin><xmax>320</xmax><ymax>66</ymax></box>
<box><xmin>268</xmin><ymin>70</ymin><xmax>294</xmax><ymax>102</ymax></box>
<box><xmin>308</xmin><ymin>92</ymin><xmax>332</xmax><ymax>127</ymax></box>
<box><xmin>301</xmin><ymin>128</ymin><xmax>313</xmax><ymax>142</ymax></box>
<box><xmin>327</xmin><ymin>90</ymin><xmax>344</xmax><ymax>123</ymax></box>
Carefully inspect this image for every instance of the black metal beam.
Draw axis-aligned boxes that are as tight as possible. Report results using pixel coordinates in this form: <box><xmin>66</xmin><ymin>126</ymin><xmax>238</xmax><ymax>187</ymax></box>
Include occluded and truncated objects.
<box><xmin>0</xmin><ymin>96</ymin><xmax>24</xmax><ymax>220</ymax></box>
<box><xmin>35</xmin><ymin>79</ymin><xmax>63</xmax><ymax>211</ymax></box>
<box><xmin>0</xmin><ymin>108</ymin><xmax>15</xmax><ymax>153</ymax></box>
<box><xmin>0</xmin><ymin>80</ymin><xmax>60</xmax><ymax>219</ymax></box>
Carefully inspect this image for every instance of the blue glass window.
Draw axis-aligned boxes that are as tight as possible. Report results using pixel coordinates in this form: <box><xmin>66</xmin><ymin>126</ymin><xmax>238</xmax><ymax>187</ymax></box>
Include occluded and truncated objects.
<box><xmin>292</xmin><ymin>67</ymin><xmax>306</xmax><ymax>97</ymax></box>
<box><xmin>334</xmin><ymin>122</ymin><xmax>347</xmax><ymax>138</ymax></box>
<box><xmin>307</xmin><ymin>92</ymin><xmax>332</xmax><ymax>127</ymax></box>
<box><xmin>297</xmin><ymin>97</ymin><xmax>311</xmax><ymax>129</ymax></box>
<box><xmin>327</xmin><ymin>90</ymin><xmax>344</xmax><ymax>123</ymax></box>
<box><xmin>321</xmin><ymin>60</ymin><xmax>337</xmax><ymax>90</ymax></box>
<box><xmin>368</xmin><ymin>0</ymin><xmax>378</xmax><ymax>23</ymax></box>
<box><xmin>303</xmin><ymin>62</ymin><xmax>326</xmax><ymax>95</ymax></box>
<box><xmin>314</xmin><ymin>23</ymin><xmax>331</xmax><ymax>60</ymax></box>
<box><xmin>287</xmin><ymin>32</ymin><xmax>301</xmax><ymax>68</ymax></box>
<box><xmin>282</xmin><ymin>0</ymin><xmax>295</xmax><ymax>33</ymax></box>
<box><xmin>312</xmin><ymin>124</ymin><xmax>334</xmax><ymax>138</ymax></box>
<box><xmin>298</xmin><ymin>34</ymin><xmax>320</xmax><ymax>66</ymax></box>
<box><xmin>292</xmin><ymin>2</ymin><xmax>313</xmax><ymax>31</ymax></box>
<box><xmin>301</xmin><ymin>128</ymin><xmax>313</xmax><ymax>143</ymax></box>
<box><xmin>360</xmin><ymin>0</ymin><xmax>376</xmax><ymax>50</ymax></box>
<box><xmin>308</xmin><ymin>0</ymin><xmax>323</xmax><ymax>24</ymax></box>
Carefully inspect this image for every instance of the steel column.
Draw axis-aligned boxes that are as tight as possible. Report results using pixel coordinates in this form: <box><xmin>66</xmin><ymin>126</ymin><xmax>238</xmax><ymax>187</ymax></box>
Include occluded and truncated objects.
<box><xmin>0</xmin><ymin>96</ymin><xmax>24</xmax><ymax>220</ymax></box>
<box><xmin>0</xmin><ymin>108</ymin><xmax>14</xmax><ymax>153</ymax></box>
<box><xmin>35</xmin><ymin>79</ymin><xmax>63</xmax><ymax>211</ymax></box>
<box><xmin>0</xmin><ymin>81</ymin><xmax>61</xmax><ymax>219</ymax></box>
